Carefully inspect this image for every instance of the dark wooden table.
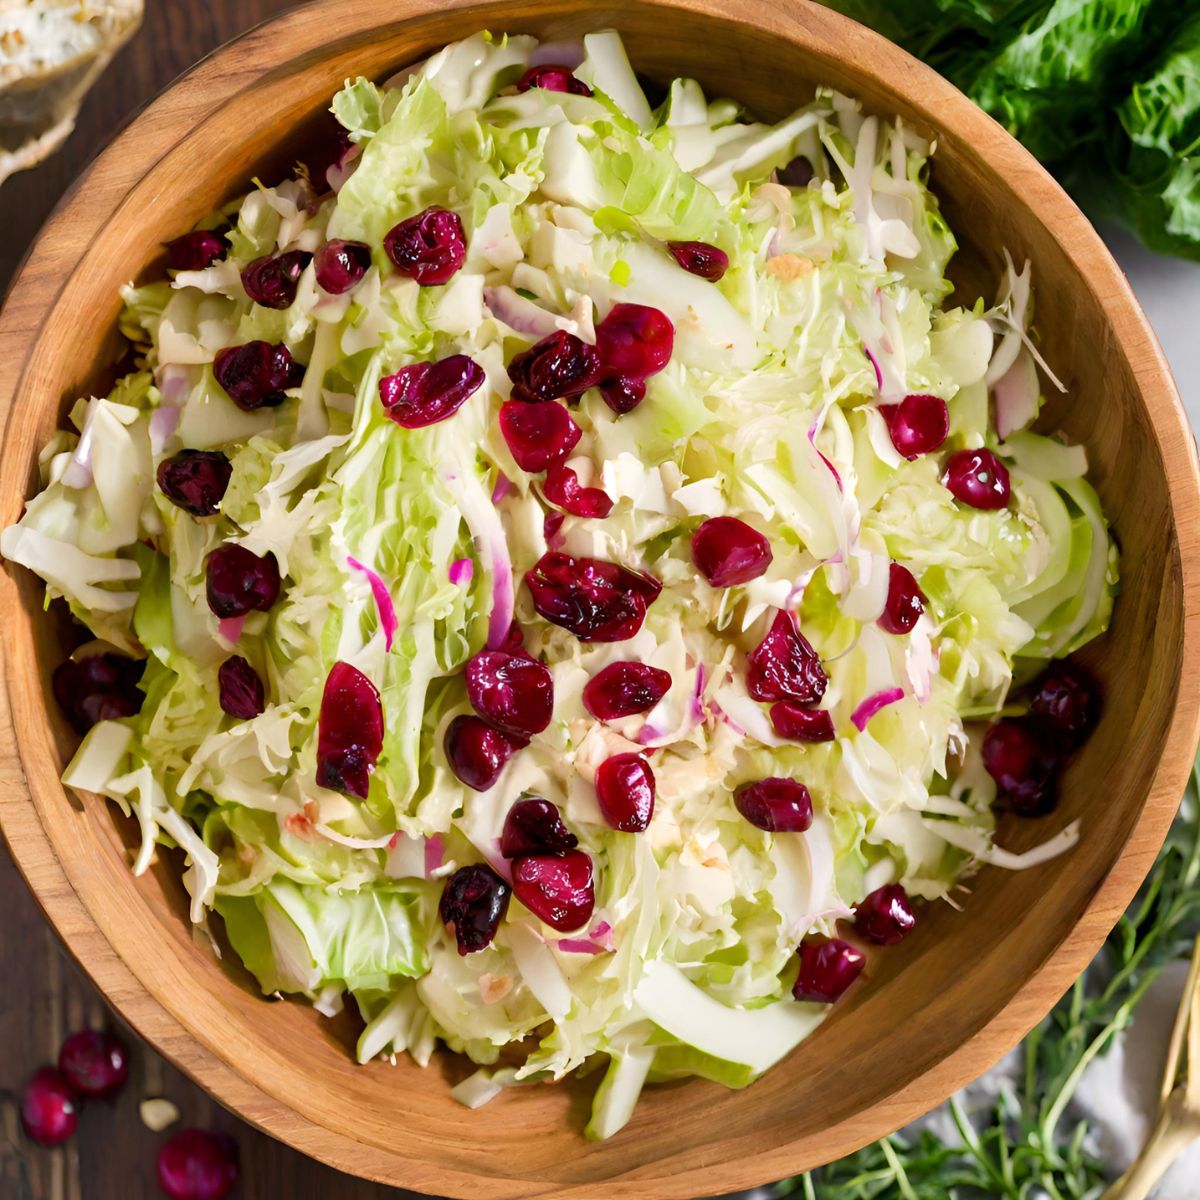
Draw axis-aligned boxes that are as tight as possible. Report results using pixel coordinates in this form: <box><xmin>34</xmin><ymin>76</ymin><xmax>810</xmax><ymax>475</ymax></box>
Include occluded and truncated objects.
<box><xmin>0</xmin><ymin>5</ymin><xmax>418</xmax><ymax>1196</ymax></box>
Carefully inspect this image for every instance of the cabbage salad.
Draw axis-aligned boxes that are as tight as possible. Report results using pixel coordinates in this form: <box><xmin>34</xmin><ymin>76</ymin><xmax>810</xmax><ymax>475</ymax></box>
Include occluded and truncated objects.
<box><xmin>2</xmin><ymin>30</ymin><xmax>1118</xmax><ymax>1138</ymax></box>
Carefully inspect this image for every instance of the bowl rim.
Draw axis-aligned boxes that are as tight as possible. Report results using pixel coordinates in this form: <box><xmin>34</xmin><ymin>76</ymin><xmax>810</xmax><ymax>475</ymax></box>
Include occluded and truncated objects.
<box><xmin>2</xmin><ymin>0</ymin><xmax>1199</xmax><ymax>1196</ymax></box>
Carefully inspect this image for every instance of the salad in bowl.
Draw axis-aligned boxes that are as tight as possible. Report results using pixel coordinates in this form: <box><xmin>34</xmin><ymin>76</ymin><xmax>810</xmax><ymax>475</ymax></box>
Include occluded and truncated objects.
<box><xmin>1</xmin><ymin>29</ymin><xmax>1117</xmax><ymax>1139</ymax></box>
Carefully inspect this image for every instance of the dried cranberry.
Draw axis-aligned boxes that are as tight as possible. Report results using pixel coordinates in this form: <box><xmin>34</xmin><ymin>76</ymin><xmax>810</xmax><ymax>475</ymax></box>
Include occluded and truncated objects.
<box><xmin>500</xmin><ymin>798</ymin><xmax>578</xmax><ymax>858</ymax></box>
<box><xmin>444</xmin><ymin>715</ymin><xmax>527</xmax><ymax>791</ymax></box>
<box><xmin>499</xmin><ymin>400</ymin><xmax>581</xmax><ymax>471</ymax></box>
<box><xmin>543</xmin><ymin>511</ymin><xmax>565</xmax><ymax>543</ymax></box>
<box><xmin>595</xmin><ymin>753</ymin><xmax>655</xmax><ymax>832</ymax></box>
<box><xmin>746</xmin><ymin>610</ymin><xmax>828</xmax><ymax>704</ymax></box>
<box><xmin>792</xmin><ymin>938</ymin><xmax>864</xmax><ymax>1003</ymax></box>
<box><xmin>507</xmin><ymin>330</ymin><xmax>603</xmax><ymax>403</ymax></box>
<box><xmin>598</xmin><ymin>375</ymin><xmax>646</xmax><ymax>414</ymax></box>
<box><xmin>218</xmin><ymin>656</ymin><xmax>266</xmax><ymax>720</ymax></box>
<box><xmin>20</xmin><ymin>1068</ymin><xmax>77</xmax><ymax>1146</ymax></box>
<box><xmin>166</xmin><ymin>230</ymin><xmax>227</xmax><ymax>272</ymax></box>
<box><xmin>52</xmin><ymin>653</ymin><xmax>145</xmax><ymax>734</ymax></box>
<box><xmin>439</xmin><ymin>864</ymin><xmax>511</xmax><ymax>954</ymax></box>
<box><xmin>778</xmin><ymin>155</ymin><xmax>815</xmax><ymax>187</ymax></box>
<box><xmin>854</xmin><ymin>884</ymin><xmax>916</xmax><ymax>946</ymax></box>
<box><xmin>512</xmin><ymin>850</ymin><xmax>595</xmax><ymax>931</ymax></box>
<box><xmin>157</xmin><ymin>1129</ymin><xmax>240</xmax><ymax>1200</ymax></box>
<box><xmin>879</xmin><ymin>563</ymin><xmax>925</xmax><ymax>635</ymax></box>
<box><xmin>982</xmin><ymin>719</ymin><xmax>1059</xmax><ymax>815</ymax></box>
<box><xmin>379</xmin><ymin>354</ymin><xmax>485</xmax><ymax>428</ymax></box>
<box><xmin>735</xmin><ymin>777</ymin><xmax>813</xmax><ymax>832</ymax></box>
<box><xmin>384</xmin><ymin>206</ymin><xmax>466</xmax><ymax>285</ymax></box>
<box><xmin>691</xmin><ymin>516</ymin><xmax>773</xmax><ymax>587</ymax></box>
<box><xmin>517</xmin><ymin>65</ymin><xmax>592</xmax><ymax>96</ymax></box>
<box><xmin>205</xmin><ymin>545</ymin><xmax>281</xmax><ymax>618</ymax></box>
<box><xmin>1027</xmin><ymin>661</ymin><xmax>1100</xmax><ymax>747</ymax></box>
<box><xmin>583</xmin><ymin>661</ymin><xmax>672</xmax><ymax>721</ymax></box>
<box><xmin>879</xmin><ymin>394</ymin><xmax>949</xmax><ymax>460</ymax></box>
<box><xmin>770</xmin><ymin>702</ymin><xmax>835</xmax><ymax>743</ymax></box>
<box><xmin>595</xmin><ymin>303</ymin><xmax>674</xmax><ymax>379</ymax></box>
<box><xmin>543</xmin><ymin>462</ymin><xmax>614</xmax><ymax>518</ymax></box>
<box><xmin>156</xmin><ymin>449</ymin><xmax>232</xmax><ymax>517</ymax></box>
<box><xmin>316</xmin><ymin>662</ymin><xmax>383</xmax><ymax>799</ymax></box>
<box><xmin>526</xmin><ymin>552</ymin><xmax>662</xmax><ymax>642</ymax></box>
<box><xmin>57</xmin><ymin>1029</ymin><xmax>128</xmax><ymax>1098</ymax></box>
<box><xmin>943</xmin><ymin>448</ymin><xmax>1011</xmax><ymax>510</ymax></box>
<box><xmin>241</xmin><ymin>250</ymin><xmax>312</xmax><ymax>309</ymax></box>
<box><xmin>213</xmin><ymin>340</ymin><xmax>304</xmax><ymax>411</ymax></box>
<box><xmin>667</xmin><ymin>240</ymin><xmax>729</xmax><ymax>281</ymax></box>
<box><xmin>314</xmin><ymin>238</ymin><xmax>371</xmax><ymax>294</ymax></box>
<box><xmin>465</xmin><ymin>650</ymin><xmax>554</xmax><ymax>737</ymax></box>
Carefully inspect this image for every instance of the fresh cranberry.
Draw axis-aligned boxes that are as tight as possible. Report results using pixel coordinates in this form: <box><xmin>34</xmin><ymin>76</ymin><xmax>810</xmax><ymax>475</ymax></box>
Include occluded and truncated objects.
<box><xmin>57</xmin><ymin>1029</ymin><xmax>128</xmax><ymax>1097</ymax></box>
<box><xmin>20</xmin><ymin>1068</ymin><xmax>78</xmax><ymax>1146</ymax></box>
<box><xmin>854</xmin><ymin>884</ymin><xmax>916</xmax><ymax>946</ymax></box>
<box><xmin>879</xmin><ymin>563</ymin><xmax>925</xmax><ymax>635</ymax></box>
<box><xmin>218</xmin><ymin>656</ymin><xmax>265</xmax><ymax>720</ymax></box>
<box><xmin>512</xmin><ymin>850</ymin><xmax>595</xmax><ymax>931</ymax></box>
<box><xmin>205</xmin><ymin>545</ymin><xmax>281</xmax><ymax>618</ymax></box>
<box><xmin>525</xmin><ymin>552</ymin><xmax>662</xmax><ymax>642</ymax></box>
<box><xmin>595</xmin><ymin>303</ymin><xmax>674</xmax><ymax>379</ymax></box>
<box><xmin>241</xmin><ymin>250</ymin><xmax>312</xmax><ymax>309</ymax></box>
<box><xmin>52</xmin><ymin>653</ymin><xmax>145</xmax><ymax>733</ymax></box>
<box><xmin>598</xmin><ymin>375</ymin><xmax>646</xmax><ymax>414</ymax></box>
<box><xmin>439</xmin><ymin>864</ymin><xmax>511</xmax><ymax>954</ymax></box>
<box><xmin>735</xmin><ymin>778</ymin><xmax>813</xmax><ymax>832</ymax></box>
<box><xmin>691</xmin><ymin>516</ymin><xmax>773</xmax><ymax>587</ymax></box>
<box><xmin>465</xmin><ymin>650</ymin><xmax>554</xmax><ymax>737</ymax></box>
<box><xmin>1028</xmin><ymin>661</ymin><xmax>1100</xmax><ymax>747</ymax></box>
<box><xmin>778</xmin><ymin>155</ymin><xmax>815</xmax><ymax>186</ymax></box>
<box><xmin>157</xmin><ymin>1129</ymin><xmax>239</xmax><ymax>1200</ymax></box>
<box><xmin>543</xmin><ymin>462</ymin><xmax>614</xmax><ymax>518</ymax></box>
<box><xmin>770</xmin><ymin>701</ymin><xmax>835</xmax><ymax>743</ymax></box>
<box><xmin>982</xmin><ymin>719</ymin><xmax>1059</xmax><ymax>815</ymax></box>
<box><xmin>517</xmin><ymin>65</ymin><xmax>592</xmax><ymax>95</ymax></box>
<box><xmin>499</xmin><ymin>400</ymin><xmax>581</xmax><ymax>471</ymax></box>
<box><xmin>380</xmin><ymin>354</ymin><xmax>484</xmax><ymax>429</ymax></box>
<box><xmin>792</xmin><ymin>938</ymin><xmax>865</xmax><ymax>1003</ymax></box>
<box><xmin>667</xmin><ymin>240</ymin><xmax>729</xmax><ymax>281</ymax></box>
<box><xmin>213</xmin><ymin>341</ymin><xmax>304</xmax><ymax>411</ymax></box>
<box><xmin>746</xmin><ymin>609</ymin><xmax>828</xmax><ymax>704</ymax></box>
<box><xmin>314</xmin><ymin>238</ymin><xmax>371</xmax><ymax>293</ymax></box>
<box><xmin>507</xmin><ymin>330</ymin><xmax>603</xmax><ymax>403</ymax></box>
<box><xmin>444</xmin><ymin>715</ymin><xmax>527</xmax><ymax>791</ymax></box>
<box><xmin>500</xmin><ymin>798</ymin><xmax>578</xmax><ymax>858</ymax></box>
<box><xmin>316</xmin><ymin>662</ymin><xmax>383</xmax><ymax>799</ymax></box>
<box><xmin>879</xmin><ymin>394</ymin><xmax>949</xmax><ymax>460</ymax></box>
<box><xmin>384</xmin><ymin>207</ymin><xmax>465</xmax><ymax>285</ymax></box>
<box><xmin>583</xmin><ymin>661</ymin><xmax>671</xmax><ymax>721</ymax></box>
<box><xmin>165</xmin><ymin>231</ymin><xmax>227</xmax><ymax>272</ymax></box>
<box><xmin>595</xmin><ymin>753</ymin><xmax>655</xmax><ymax>832</ymax></box>
<box><xmin>943</xmin><ymin>448</ymin><xmax>1011</xmax><ymax>509</ymax></box>
<box><xmin>156</xmin><ymin>449</ymin><xmax>232</xmax><ymax>517</ymax></box>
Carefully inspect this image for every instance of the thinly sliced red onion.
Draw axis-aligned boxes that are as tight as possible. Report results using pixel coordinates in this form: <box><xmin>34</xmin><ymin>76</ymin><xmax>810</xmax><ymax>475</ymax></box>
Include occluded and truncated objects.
<box><xmin>424</xmin><ymin>834</ymin><xmax>445</xmax><ymax>878</ymax></box>
<box><xmin>347</xmin><ymin>556</ymin><xmax>398</xmax><ymax>652</ymax></box>
<box><xmin>590</xmin><ymin>921</ymin><xmax>615</xmax><ymax>951</ymax></box>
<box><xmin>864</xmin><ymin>345</ymin><xmax>883</xmax><ymax>390</ymax></box>
<box><xmin>528</xmin><ymin>40</ymin><xmax>585</xmax><ymax>68</ymax></box>
<box><xmin>487</xmin><ymin>543</ymin><xmax>514</xmax><ymax>650</ymax></box>
<box><xmin>557</xmin><ymin>937</ymin><xmax>607</xmax><ymax>955</ymax></box>
<box><xmin>851</xmin><ymin>687</ymin><xmax>905</xmax><ymax>732</ymax></box>
<box><xmin>993</xmin><ymin>346</ymin><xmax>1039</xmax><ymax>440</ymax></box>
<box><xmin>635</xmin><ymin>722</ymin><xmax>666</xmax><ymax>746</ymax></box>
<box><xmin>61</xmin><ymin>401</ymin><xmax>100</xmax><ymax>489</ymax></box>
<box><xmin>711</xmin><ymin>700</ymin><xmax>747</xmax><ymax>738</ymax></box>
<box><xmin>690</xmin><ymin>664</ymin><xmax>708</xmax><ymax>724</ymax></box>
<box><xmin>327</xmin><ymin>143</ymin><xmax>362</xmax><ymax>194</ymax></box>
<box><xmin>484</xmin><ymin>286</ymin><xmax>562</xmax><ymax>338</ymax></box>
<box><xmin>491</xmin><ymin>473</ymin><xmax>513</xmax><ymax>504</ymax></box>
<box><xmin>149</xmin><ymin>405</ymin><xmax>182</xmax><ymax>455</ymax></box>
<box><xmin>449</xmin><ymin>557</ymin><xmax>474</xmax><ymax>587</ymax></box>
<box><xmin>217</xmin><ymin>615</ymin><xmax>246</xmax><ymax>644</ymax></box>
<box><xmin>807</xmin><ymin>421</ymin><xmax>843</xmax><ymax>492</ymax></box>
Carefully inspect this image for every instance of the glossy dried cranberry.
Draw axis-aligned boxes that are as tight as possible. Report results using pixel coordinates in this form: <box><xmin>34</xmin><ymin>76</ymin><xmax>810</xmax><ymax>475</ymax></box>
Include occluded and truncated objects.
<box><xmin>1028</xmin><ymin>661</ymin><xmax>1100</xmax><ymax>747</ymax></box>
<box><xmin>770</xmin><ymin>701</ymin><xmax>835</xmax><ymax>743</ymax></box>
<box><xmin>735</xmin><ymin>777</ymin><xmax>813</xmax><ymax>832</ymax></box>
<box><xmin>53</xmin><ymin>653</ymin><xmax>145</xmax><ymax>734</ymax></box>
<box><xmin>747</xmin><ymin>610</ymin><xmax>828</xmax><ymax>704</ymax></box>
<box><xmin>854</xmin><ymin>884</ymin><xmax>916</xmax><ymax>946</ymax></box>
<box><xmin>879</xmin><ymin>394</ymin><xmax>949</xmax><ymax>460</ymax></box>
<box><xmin>691</xmin><ymin>516</ymin><xmax>773</xmax><ymax>587</ymax></box>
<box><xmin>667</xmin><ymin>240</ymin><xmax>729</xmax><ymax>281</ymax></box>
<box><xmin>517</xmin><ymin>65</ymin><xmax>592</xmax><ymax>95</ymax></box>
<box><xmin>444</xmin><ymin>715</ymin><xmax>527</xmax><ymax>791</ymax></box>
<box><xmin>598</xmin><ymin>375</ymin><xmax>646</xmax><ymax>414</ymax></box>
<box><xmin>316</xmin><ymin>662</ymin><xmax>383</xmax><ymax>799</ymax></box>
<box><xmin>982</xmin><ymin>719</ymin><xmax>1059</xmax><ymax>815</ymax></box>
<box><xmin>512</xmin><ymin>850</ymin><xmax>595</xmax><ymax>931</ymax></box>
<box><xmin>218</xmin><ymin>656</ymin><xmax>266</xmax><ymax>720</ymax></box>
<box><xmin>583</xmin><ymin>661</ymin><xmax>672</xmax><ymax>721</ymax></box>
<box><xmin>595</xmin><ymin>303</ymin><xmax>674</xmax><ymax>379</ymax></box>
<box><xmin>157</xmin><ymin>1129</ymin><xmax>240</xmax><ymax>1200</ymax></box>
<box><xmin>500</xmin><ymin>797</ymin><xmax>578</xmax><ymax>858</ymax></box>
<box><xmin>205</xmin><ymin>545</ymin><xmax>281</xmax><ymax>618</ymax></box>
<box><xmin>526</xmin><ymin>552</ymin><xmax>662</xmax><ymax>642</ymax></box>
<box><xmin>314</xmin><ymin>238</ymin><xmax>371</xmax><ymax>293</ymax></box>
<box><xmin>166</xmin><ymin>230</ymin><xmax>227</xmax><ymax>272</ymax></box>
<box><xmin>499</xmin><ymin>399</ymin><xmax>581</xmax><ymax>471</ymax></box>
<box><xmin>241</xmin><ymin>249</ymin><xmax>312</xmax><ymax>309</ymax></box>
<box><xmin>380</xmin><ymin>354</ymin><xmax>485</xmax><ymax>428</ymax></box>
<box><xmin>439</xmin><ymin>863</ymin><xmax>511</xmax><ymax>954</ymax></box>
<box><xmin>156</xmin><ymin>449</ymin><xmax>232</xmax><ymax>517</ymax></box>
<box><xmin>213</xmin><ymin>340</ymin><xmax>304</xmax><ymax>411</ymax></box>
<box><xmin>58</xmin><ymin>1029</ymin><xmax>128</xmax><ymax>1098</ymax></box>
<box><xmin>944</xmin><ymin>448</ymin><xmax>1011</xmax><ymax>509</ymax></box>
<box><xmin>779</xmin><ymin>155</ymin><xmax>815</xmax><ymax>187</ymax></box>
<box><xmin>879</xmin><ymin>563</ymin><xmax>925</xmax><ymax>635</ymax></box>
<box><xmin>543</xmin><ymin>462</ymin><xmax>614</xmax><ymax>518</ymax></box>
<box><xmin>595</xmin><ymin>753</ymin><xmax>655</xmax><ymax>832</ymax></box>
<box><xmin>792</xmin><ymin>937</ymin><xmax>864</xmax><ymax>1003</ymax></box>
<box><xmin>465</xmin><ymin>650</ymin><xmax>554</xmax><ymax>737</ymax></box>
<box><xmin>384</xmin><ymin>206</ymin><xmax>466</xmax><ymax>285</ymax></box>
<box><xmin>507</xmin><ymin>330</ymin><xmax>603</xmax><ymax>403</ymax></box>
<box><xmin>20</xmin><ymin>1068</ymin><xmax>77</xmax><ymax>1146</ymax></box>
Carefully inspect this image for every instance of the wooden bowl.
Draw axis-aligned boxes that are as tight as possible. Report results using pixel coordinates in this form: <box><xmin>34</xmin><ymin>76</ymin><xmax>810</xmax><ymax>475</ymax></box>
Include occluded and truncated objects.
<box><xmin>2</xmin><ymin>1</ymin><xmax>1198</xmax><ymax>1196</ymax></box>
